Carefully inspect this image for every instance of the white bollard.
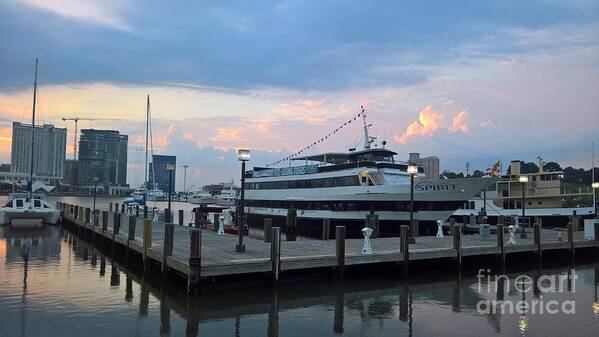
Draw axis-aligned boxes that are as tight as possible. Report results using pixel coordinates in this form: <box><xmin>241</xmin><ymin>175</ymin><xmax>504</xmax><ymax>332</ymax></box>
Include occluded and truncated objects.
<box><xmin>361</xmin><ymin>227</ymin><xmax>373</xmax><ymax>255</ymax></box>
<box><xmin>217</xmin><ymin>215</ymin><xmax>225</xmax><ymax>236</ymax></box>
<box><xmin>508</xmin><ymin>225</ymin><xmax>517</xmax><ymax>245</ymax></box>
<box><xmin>153</xmin><ymin>208</ymin><xmax>159</xmax><ymax>222</ymax></box>
<box><xmin>436</xmin><ymin>220</ymin><xmax>444</xmax><ymax>238</ymax></box>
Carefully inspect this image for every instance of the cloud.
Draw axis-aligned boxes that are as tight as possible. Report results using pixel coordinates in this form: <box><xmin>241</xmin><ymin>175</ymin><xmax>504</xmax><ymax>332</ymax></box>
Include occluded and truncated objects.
<box><xmin>394</xmin><ymin>106</ymin><xmax>470</xmax><ymax>144</ymax></box>
<box><xmin>17</xmin><ymin>0</ymin><xmax>132</xmax><ymax>30</ymax></box>
<box><xmin>450</xmin><ymin>110</ymin><xmax>469</xmax><ymax>133</ymax></box>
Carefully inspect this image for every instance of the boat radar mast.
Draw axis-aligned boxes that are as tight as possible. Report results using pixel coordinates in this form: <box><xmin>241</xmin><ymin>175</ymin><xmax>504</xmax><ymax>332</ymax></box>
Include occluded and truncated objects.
<box><xmin>361</xmin><ymin>106</ymin><xmax>376</xmax><ymax>150</ymax></box>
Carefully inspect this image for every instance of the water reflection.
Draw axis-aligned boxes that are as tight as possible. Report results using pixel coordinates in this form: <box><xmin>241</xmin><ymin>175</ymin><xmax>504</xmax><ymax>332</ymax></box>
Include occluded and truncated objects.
<box><xmin>1</xmin><ymin>226</ymin><xmax>599</xmax><ymax>337</ymax></box>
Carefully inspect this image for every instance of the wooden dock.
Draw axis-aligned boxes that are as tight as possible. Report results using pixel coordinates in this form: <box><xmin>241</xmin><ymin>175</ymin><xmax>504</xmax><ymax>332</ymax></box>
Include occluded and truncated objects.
<box><xmin>56</xmin><ymin>202</ymin><xmax>599</xmax><ymax>293</ymax></box>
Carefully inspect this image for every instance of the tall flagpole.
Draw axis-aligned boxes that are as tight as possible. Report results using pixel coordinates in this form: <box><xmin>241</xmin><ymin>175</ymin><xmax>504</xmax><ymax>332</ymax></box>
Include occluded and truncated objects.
<box><xmin>593</xmin><ymin>141</ymin><xmax>595</xmax><ymax>215</ymax></box>
<box><xmin>29</xmin><ymin>59</ymin><xmax>38</xmax><ymax>202</ymax></box>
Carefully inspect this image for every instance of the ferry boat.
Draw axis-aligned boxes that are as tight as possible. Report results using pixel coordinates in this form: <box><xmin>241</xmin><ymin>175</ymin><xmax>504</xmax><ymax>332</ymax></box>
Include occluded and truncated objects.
<box><xmin>454</xmin><ymin>159</ymin><xmax>595</xmax><ymax>226</ymax></box>
<box><xmin>239</xmin><ymin>110</ymin><xmax>496</xmax><ymax>238</ymax></box>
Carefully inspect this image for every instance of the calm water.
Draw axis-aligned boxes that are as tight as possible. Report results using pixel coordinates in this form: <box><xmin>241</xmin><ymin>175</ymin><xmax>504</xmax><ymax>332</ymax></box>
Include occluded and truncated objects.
<box><xmin>1</xmin><ymin>197</ymin><xmax>599</xmax><ymax>336</ymax></box>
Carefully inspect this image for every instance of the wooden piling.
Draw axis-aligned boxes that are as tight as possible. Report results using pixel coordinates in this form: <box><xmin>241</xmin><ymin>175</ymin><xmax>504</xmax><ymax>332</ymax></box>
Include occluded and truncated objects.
<box><xmin>188</xmin><ymin>228</ymin><xmax>201</xmax><ymax>294</ymax></box>
<box><xmin>264</xmin><ymin>218</ymin><xmax>273</xmax><ymax>243</ymax></box>
<box><xmin>449</xmin><ymin>218</ymin><xmax>456</xmax><ymax>235</ymax></box>
<box><xmin>109</xmin><ymin>203</ymin><xmax>113</xmax><ymax>213</ymax></box>
<box><xmin>178</xmin><ymin>209</ymin><xmax>184</xmax><ymax>226</ymax></box>
<box><xmin>497</xmin><ymin>223</ymin><xmax>506</xmax><ymax>267</ymax></box>
<box><xmin>113</xmin><ymin>213</ymin><xmax>121</xmax><ymax>235</ymax></box>
<box><xmin>162</xmin><ymin>223</ymin><xmax>174</xmax><ymax>275</ymax></box>
<box><xmin>143</xmin><ymin>219</ymin><xmax>152</xmax><ymax>269</ymax></box>
<box><xmin>410</xmin><ymin>218</ymin><xmax>419</xmax><ymax>239</ymax></box>
<box><xmin>164</xmin><ymin>208</ymin><xmax>170</xmax><ymax>224</ymax></box>
<box><xmin>135</xmin><ymin>205</ymin><xmax>140</xmax><ymax>217</ymax></box>
<box><xmin>595</xmin><ymin>222</ymin><xmax>599</xmax><ymax>241</ymax></box>
<box><xmin>322</xmin><ymin>218</ymin><xmax>331</xmax><ymax>240</ymax></box>
<box><xmin>102</xmin><ymin>211</ymin><xmax>108</xmax><ymax>233</ymax></box>
<box><xmin>453</xmin><ymin>224</ymin><xmax>462</xmax><ymax>266</ymax></box>
<box><xmin>567</xmin><ymin>222</ymin><xmax>574</xmax><ymax>261</ymax></box>
<box><xmin>271</xmin><ymin>226</ymin><xmax>281</xmax><ymax>284</ymax></box>
<box><xmin>335</xmin><ymin>226</ymin><xmax>346</xmax><ymax>280</ymax></box>
<box><xmin>143</xmin><ymin>206</ymin><xmax>148</xmax><ymax>219</ymax></box>
<box><xmin>286</xmin><ymin>209</ymin><xmax>297</xmax><ymax>241</ymax></box>
<box><xmin>74</xmin><ymin>206</ymin><xmax>79</xmax><ymax>221</ymax></box>
<box><xmin>400</xmin><ymin>225</ymin><xmax>409</xmax><ymax>274</ymax></box>
<box><xmin>85</xmin><ymin>208</ymin><xmax>91</xmax><ymax>224</ymax></box>
<box><xmin>534</xmin><ymin>222</ymin><xmax>542</xmax><ymax>259</ymax></box>
<box><xmin>127</xmin><ymin>215</ymin><xmax>136</xmax><ymax>244</ymax></box>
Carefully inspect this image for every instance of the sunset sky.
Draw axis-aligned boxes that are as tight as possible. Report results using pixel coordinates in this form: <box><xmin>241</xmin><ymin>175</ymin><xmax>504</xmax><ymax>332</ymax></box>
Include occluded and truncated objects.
<box><xmin>1</xmin><ymin>1</ymin><xmax>598</xmax><ymax>189</ymax></box>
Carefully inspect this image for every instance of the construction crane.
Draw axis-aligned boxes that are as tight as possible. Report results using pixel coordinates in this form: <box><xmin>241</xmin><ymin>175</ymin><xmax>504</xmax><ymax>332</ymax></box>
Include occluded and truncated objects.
<box><xmin>180</xmin><ymin>164</ymin><xmax>189</xmax><ymax>200</ymax></box>
<box><xmin>61</xmin><ymin>117</ymin><xmax>122</xmax><ymax>160</ymax></box>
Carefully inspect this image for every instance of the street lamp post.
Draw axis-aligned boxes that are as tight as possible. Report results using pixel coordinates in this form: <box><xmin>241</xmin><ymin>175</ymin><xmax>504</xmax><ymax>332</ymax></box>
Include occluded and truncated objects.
<box><xmin>236</xmin><ymin>149</ymin><xmax>250</xmax><ymax>253</ymax></box>
<box><xmin>166</xmin><ymin>163</ymin><xmax>176</xmax><ymax>223</ymax></box>
<box><xmin>93</xmin><ymin>177</ymin><xmax>99</xmax><ymax>225</ymax></box>
<box><xmin>592</xmin><ymin>182</ymin><xmax>599</xmax><ymax>218</ymax></box>
<box><xmin>407</xmin><ymin>165</ymin><xmax>418</xmax><ymax>243</ymax></box>
<box><xmin>519</xmin><ymin>175</ymin><xmax>529</xmax><ymax>239</ymax></box>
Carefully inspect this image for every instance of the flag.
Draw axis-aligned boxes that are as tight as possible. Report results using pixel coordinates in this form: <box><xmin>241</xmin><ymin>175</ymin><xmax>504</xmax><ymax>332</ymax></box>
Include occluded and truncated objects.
<box><xmin>486</xmin><ymin>161</ymin><xmax>501</xmax><ymax>176</ymax></box>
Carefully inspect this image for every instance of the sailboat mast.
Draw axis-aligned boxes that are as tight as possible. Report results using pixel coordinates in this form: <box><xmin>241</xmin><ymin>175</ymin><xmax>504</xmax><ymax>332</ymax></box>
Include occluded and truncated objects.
<box><xmin>144</xmin><ymin>95</ymin><xmax>150</xmax><ymax>190</ymax></box>
<box><xmin>29</xmin><ymin>59</ymin><xmax>38</xmax><ymax>201</ymax></box>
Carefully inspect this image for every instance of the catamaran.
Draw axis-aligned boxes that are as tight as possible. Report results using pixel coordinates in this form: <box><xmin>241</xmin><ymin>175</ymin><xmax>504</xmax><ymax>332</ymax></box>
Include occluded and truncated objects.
<box><xmin>0</xmin><ymin>59</ymin><xmax>61</xmax><ymax>227</ymax></box>
<box><xmin>238</xmin><ymin>108</ymin><xmax>496</xmax><ymax>238</ymax></box>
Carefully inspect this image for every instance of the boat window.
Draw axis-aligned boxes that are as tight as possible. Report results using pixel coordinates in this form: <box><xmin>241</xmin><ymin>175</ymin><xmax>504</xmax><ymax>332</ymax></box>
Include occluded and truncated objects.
<box><xmin>4</xmin><ymin>200</ymin><xmax>13</xmax><ymax>207</ymax></box>
<box><xmin>16</xmin><ymin>199</ymin><xmax>23</xmax><ymax>208</ymax></box>
<box><xmin>34</xmin><ymin>200</ymin><xmax>41</xmax><ymax>208</ymax></box>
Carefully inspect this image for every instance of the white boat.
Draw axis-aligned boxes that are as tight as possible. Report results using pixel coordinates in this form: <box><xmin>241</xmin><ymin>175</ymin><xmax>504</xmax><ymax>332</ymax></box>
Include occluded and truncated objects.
<box><xmin>188</xmin><ymin>190</ymin><xmax>214</xmax><ymax>204</ymax></box>
<box><xmin>239</xmin><ymin>107</ymin><xmax>495</xmax><ymax>238</ymax></box>
<box><xmin>0</xmin><ymin>60</ymin><xmax>60</xmax><ymax>228</ymax></box>
<box><xmin>214</xmin><ymin>181</ymin><xmax>237</xmax><ymax>206</ymax></box>
<box><xmin>0</xmin><ymin>194</ymin><xmax>60</xmax><ymax>227</ymax></box>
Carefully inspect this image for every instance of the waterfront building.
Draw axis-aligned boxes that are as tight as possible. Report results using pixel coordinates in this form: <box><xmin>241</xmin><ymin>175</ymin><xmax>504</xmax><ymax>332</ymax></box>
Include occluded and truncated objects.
<box><xmin>77</xmin><ymin>129</ymin><xmax>128</xmax><ymax>186</ymax></box>
<box><xmin>10</xmin><ymin>122</ymin><xmax>67</xmax><ymax>178</ymax></box>
<box><xmin>149</xmin><ymin>154</ymin><xmax>176</xmax><ymax>193</ymax></box>
<box><xmin>408</xmin><ymin>153</ymin><xmax>440</xmax><ymax>179</ymax></box>
<box><xmin>62</xmin><ymin>159</ymin><xmax>79</xmax><ymax>186</ymax></box>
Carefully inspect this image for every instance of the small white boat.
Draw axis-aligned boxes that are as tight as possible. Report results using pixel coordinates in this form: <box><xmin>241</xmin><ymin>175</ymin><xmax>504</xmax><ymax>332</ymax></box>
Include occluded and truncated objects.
<box><xmin>0</xmin><ymin>60</ymin><xmax>60</xmax><ymax>229</ymax></box>
<box><xmin>214</xmin><ymin>183</ymin><xmax>237</xmax><ymax>206</ymax></box>
<box><xmin>188</xmin><ymin>191</ymin><xmax>214</xmax><ymax>204</ymax></box>
<box><xmin>0</xmin><ymin>193</ymin><xmax>61</xmax><ymax>228</ymax></box>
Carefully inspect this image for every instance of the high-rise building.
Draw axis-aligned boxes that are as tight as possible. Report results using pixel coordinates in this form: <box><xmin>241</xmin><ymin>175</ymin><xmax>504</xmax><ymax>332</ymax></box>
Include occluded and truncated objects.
<box><xmin>148</xmin><ymin>155</ymin><xmax>176</xmax><ymax>193</ymax></box>
<box><xmin>78</xmin><ymin>129</ymin><xmax>128</xmax><ymax>186</ymax></box>
<box><xmin>408</xmin><ymin>152</ymin><xmax>440</xmax><ymax>179</ymax></box>
<box><xmin>62</xmin><ymin>159</ymin><xmax>79</xmax><ymax>185</ymax></box>
<box><xmin>10</xmin><ymin>122</ymin><xmax>67</xmax><ymax>178</ymax></box>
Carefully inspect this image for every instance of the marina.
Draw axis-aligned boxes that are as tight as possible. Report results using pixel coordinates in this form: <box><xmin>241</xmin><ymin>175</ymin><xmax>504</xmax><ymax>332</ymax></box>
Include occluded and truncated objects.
<box><xmin>55</xmin><ymin>200</ymin><xmax>599</xmax><ymax>292</ymax></box>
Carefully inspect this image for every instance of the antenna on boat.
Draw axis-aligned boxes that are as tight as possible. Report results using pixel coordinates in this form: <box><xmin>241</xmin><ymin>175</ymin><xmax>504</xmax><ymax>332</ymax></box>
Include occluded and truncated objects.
<box><xmin>28</xmin><ymin>59</ymin><xmax>38</xmax><ymax>202</ymax></box>
<box><xmin>361</xmin><ymin>106</ymin><xmax>376</xmax><ymax>150</ymax></box>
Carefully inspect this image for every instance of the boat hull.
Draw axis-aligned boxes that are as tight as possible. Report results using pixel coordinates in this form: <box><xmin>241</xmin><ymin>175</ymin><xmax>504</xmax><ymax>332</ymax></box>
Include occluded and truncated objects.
<box><xmin>0</xmin><ymin>209</ymin><xmax>61</xmax><ymax>226</ymax></box>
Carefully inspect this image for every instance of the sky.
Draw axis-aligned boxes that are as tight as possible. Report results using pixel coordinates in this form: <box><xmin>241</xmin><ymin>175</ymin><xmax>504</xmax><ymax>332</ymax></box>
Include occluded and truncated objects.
<box><xmin>0</xmin><ymin>0</ymin><xmax>598</xmax><ymax>190</ymax></box>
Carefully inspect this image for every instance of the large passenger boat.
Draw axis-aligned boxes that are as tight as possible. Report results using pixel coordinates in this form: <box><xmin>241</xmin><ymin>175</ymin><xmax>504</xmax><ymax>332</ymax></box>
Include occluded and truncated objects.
<box><xmin>239</xmin><ymin>109</ymin><xmax>496</xmax><ymax>238</ymax></box>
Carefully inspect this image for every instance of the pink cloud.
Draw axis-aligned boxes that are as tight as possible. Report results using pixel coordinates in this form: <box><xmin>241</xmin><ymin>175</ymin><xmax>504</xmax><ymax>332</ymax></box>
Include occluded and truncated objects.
<box><xmin>394</xmin><ymin>105</ymin><xmax>470</xmax><ymax>144</ymax></box>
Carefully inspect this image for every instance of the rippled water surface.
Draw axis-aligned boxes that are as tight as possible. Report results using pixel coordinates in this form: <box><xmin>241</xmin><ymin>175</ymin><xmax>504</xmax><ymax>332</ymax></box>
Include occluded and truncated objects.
<box><xmin>1</xmin><ymin>197</ymin><xmax>599</xmax><ymax>336</ymax></box>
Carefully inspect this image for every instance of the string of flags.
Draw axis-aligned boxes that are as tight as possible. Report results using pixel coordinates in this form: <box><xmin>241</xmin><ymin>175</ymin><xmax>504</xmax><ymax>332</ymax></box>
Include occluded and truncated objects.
<box><xmin>266</xmin><ymin>108</ymin><xmax>364</xmax><ymax>167</ymax></box>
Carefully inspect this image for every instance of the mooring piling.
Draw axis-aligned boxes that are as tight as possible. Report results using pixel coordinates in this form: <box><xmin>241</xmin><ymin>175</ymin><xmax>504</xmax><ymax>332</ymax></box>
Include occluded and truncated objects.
<box><xmin>271</xmin><ymin>226</ymin><xmax>281</xmax><ymax>284</ymax></box>
<box><xmin>264</xmin><ymin>218</ymin><xmax>273</xmax><ymax>243</ymax></box>
<box><xmin>188</xmin><ymin>228</ymin><xmax>201</xmax><ymax>294</ymax></box>
<box><xmin>335</xmin><ymin>226</ymin><xmax>346</xmax><ymax>280</ymax></box>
